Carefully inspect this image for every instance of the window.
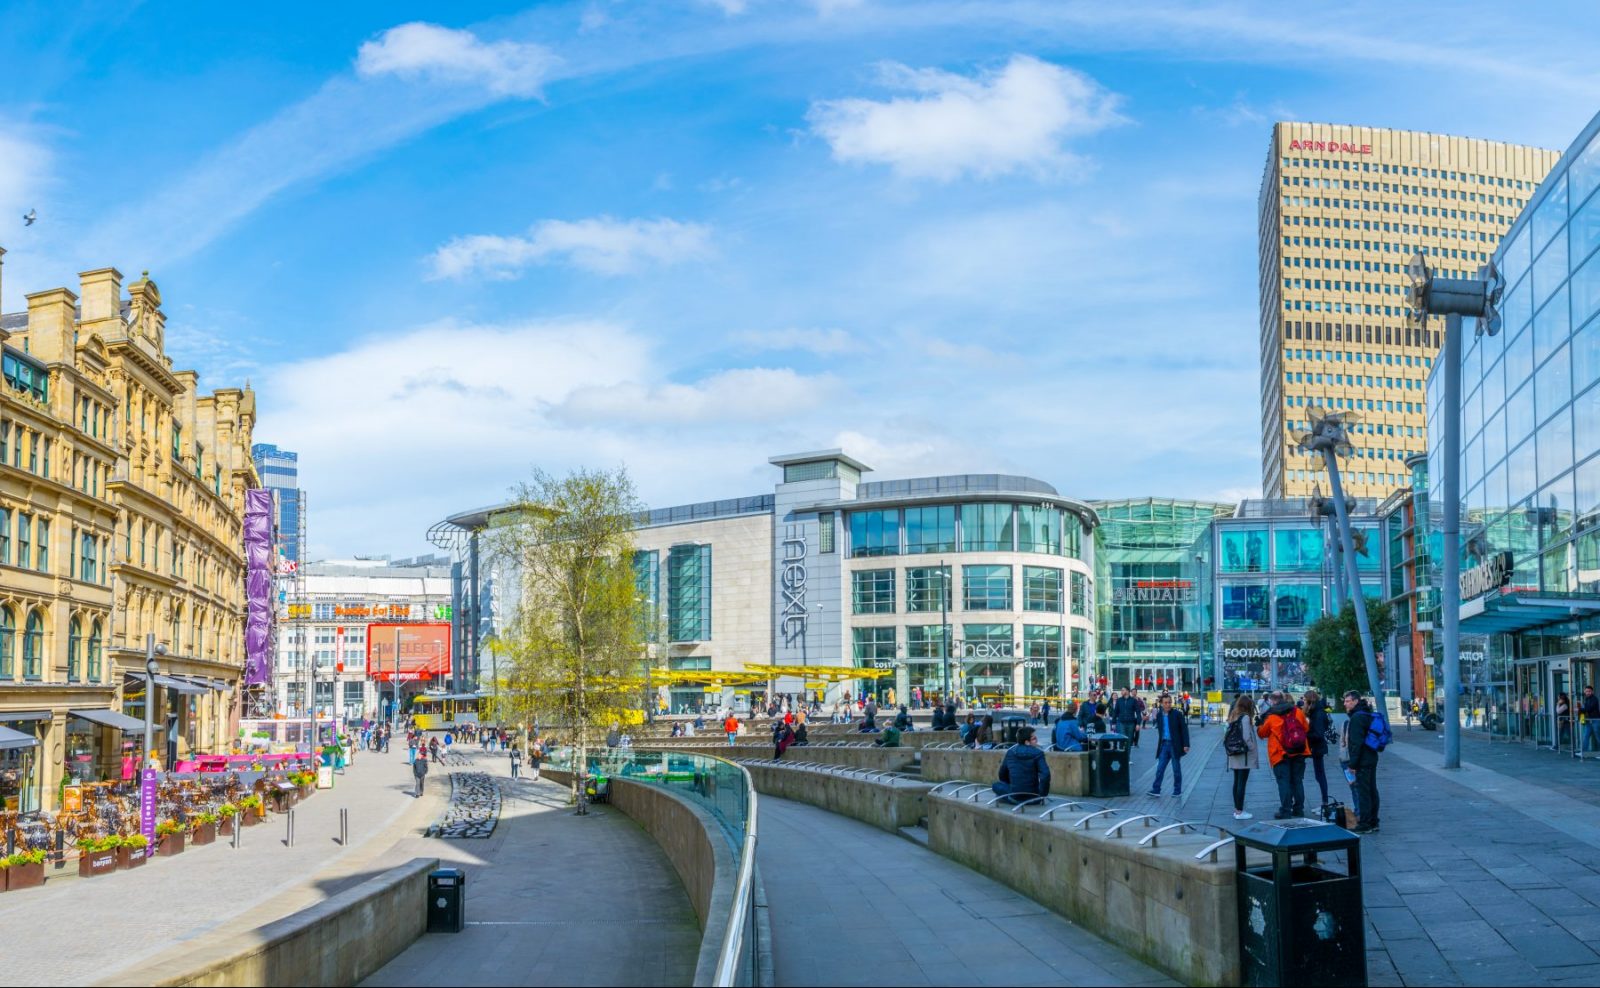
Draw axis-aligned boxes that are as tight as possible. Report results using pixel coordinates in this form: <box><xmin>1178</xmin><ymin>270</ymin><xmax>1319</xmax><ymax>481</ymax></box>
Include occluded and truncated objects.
<box><xmin>818</xmin><ymin>512</ymin><xmax>835</xmax><ymax>554</ymax></box>
<box><xmin>0</xmin><ymin>607</ymin><xmax>12</xmax><ymax>677</ymax></box>
<box><xmin>140</xmin><ymin>522</ymin><xmax>147</xmax><ymax>566</ymax></box>
<box><xmin>2</xmin><ymin>350</ymin><xmax>48</xmax><ymax>402</ymax></box>
<box><xmin>80</xmin><ymin>533</ymin><xmax>96</xmax><ymax>583</ymax></box>
<box><xmin>962</xmin><ymin>564</ymin><xmax>1012</xmax><ymax>611</ymax></box>
<box><xmin>1022</xmin><ymin>566</ymin><xmax>1063</xmax><ymax>612</ymax></box>
<box><xmin>668</xmin><ymin>655</ymin><xmax>711</xmax><ymax>671</ymax></box>
<box><xmin>1063</xmin><ymin>520</ymin><xmax>1083</xmax><ymax>560</ymax></box>
<box><xmin>851</xmin><ymin>569</ymin><xmax>895</xmax><ymax>614</ymax></box>
<box><xmin>960</xmin><ymin>503</ymin><xmax>1014</xmax><ymax>551</ymax></box>
<box><xmin>22</xmin><ymin>609</ymin><xmax>43</xmax><ymax>680</ymax></box>
<box><xmin>17</xmin><ymin>514</ymin><xmax>31</xmax><ymax>569</ymax></box>
<box><xmin>849</xmin><ymin>510</ymin><xmax>899</xmax><ymax>557</ymax></box>
<box><xmin>1016</xmin><ymin>505</ymin><xmax>1062</xmax><ymax>554</ymax></box>
<box><xmin>667</xmin><ymin>543</ymin><xmax>712</xmax><ymax>642</ymax></box>
<box><xmin>906</xmin><ymin>566</ymin><xmax>952</xmax><ymax>613</ymax></box>
<box><xmin>87</xmin><ymin>621</ymin><xmax>103</xmax><ymax>681</ymax></box>
<box><xmin>904</xmin><ymin>505</ymin><xmax>956</xmax><ymax>554</ymax></box>
<box><xmin>171</xmin><ymin>420</ymin><xmax>182</xmax><ymax>461</ymax></box>
<box><xmin>36</xmin><ymin>518</ymin><xmax>47</xmax><ymax>572</ymax></box>
<box><xmin>1274</xmin><ymin>528</ymin><xmax>1324</xmax><ymax>571</ymax></box>
<box><xmin>0</xmin><ymin>507</ymin><xmax>8</xmax><ymax>565</ymax></box>
<box><xmin>0</xmin><ymin>421</ymin><xmax>7</xmax><ymax>463</ymax></box>
<box><xmin>1220</xmin><ymin>529</ymin><xmax>1268</xmax><ymax>572</ymax></box>
<box><xmin>633</xmin><ymin>550</ymin><xmax>660</xmax><ymax>642</ymax></box>
<box><xmin>851</xmin><ymin>626</ymin><xmax>896</xmax><ymax>663</ymax></box>
<box><xmin>1070</xmin><ymin>571</ymin><xmax>1089</xmax><ymax>616</ymax></box>
<box><xmin>67</xmin><ymin>617</ymin><xmax>81</xmax><ymax>682</ymax></box>
<box><xmin>1274</xmin><ymin>584</ymin><xmax>1324</xmax><ymax>627</ymax></box>
<box><xmin>1222</xmin><ymin>583</ymin><xmax>1271</xmax><ymax>628</ymax></box>
<box><xmin>1023</xmin><ymin>624</ymin><xmax>1062</xmax><ymax>659</ymax></box>
<box><xmin>960</xmin><ymin>623</ymin><xmax>1014</xmax><ymax>658</ymax></box>
<box><xmin>906</xmin><ymin>624</ymin><xmax>950</xmax><ymax>659</ymax></box>
<box><xmin>1354</xmin><ymin>526</ymin><xmax>1381</xmax><ymax>571</ymax></box>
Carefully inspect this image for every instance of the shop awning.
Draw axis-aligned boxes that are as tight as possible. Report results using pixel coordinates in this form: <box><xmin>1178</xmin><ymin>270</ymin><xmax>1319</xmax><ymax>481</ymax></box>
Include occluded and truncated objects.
<box><xmin>172</xmin><ymin>675</ymin><xmax>229</xmax><ymax>692</ymax></box>
<box><xmin>0</xmin><ymin>726</ymin><xmax>38</xmax><ymax>750</ymax></box>
<box><xmin>1460</xmin><ymin>591</ymin><xmax>1600</xmax><ymax>636</ymax></box>
<box><xmin>1</xmin><ymin>710</ymin><xmax>51</xmax><ymax>722</ymax></box>
<box><xmin>126</xmin><ymin>672</ymin><xmax>208</xmax><ymax>695</ymax></box>
<box><xmin>69</xmin><ymin>708</ymin><xmax>148</xmax><ymax>733</ymax></box>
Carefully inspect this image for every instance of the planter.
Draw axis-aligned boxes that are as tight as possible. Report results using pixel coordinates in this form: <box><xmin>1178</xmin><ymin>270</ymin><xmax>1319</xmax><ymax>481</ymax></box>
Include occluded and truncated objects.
<box><xmin>3</xmin><ymin>861</ymin><xmax>45</xmax><ymax>892</ymax></box>
<box><xmin>219</xmin><ymin>817</ymin><xmax>235</xmax><ymax>837</ymax></box>
<box><xmin>157</xmin><ymin>833</ymin><xmax>185</xmax><ymax>856</ymax></box>
<box><xmin>79</xmin><ymin>850</ymin><xmax>119</xmax><ymax>878</ymax></box>
<box><xmin>242</xmin><ymin>808</ymin><xmax>264</xmax><ymax>826</ymax></box>
<box><xmin>116</xmin><ymin>845</ymin><xmax>149</xmax><ymax>870</ymax></box>
<box><xmin>298</xmin><ymin>785</ymin><xmax>315</xmax><ymax>800</ymax></box>
<box><xmin>190</xmin><ymin>822</ymin><xmax>217</xmax><ymax>846</ymax></box>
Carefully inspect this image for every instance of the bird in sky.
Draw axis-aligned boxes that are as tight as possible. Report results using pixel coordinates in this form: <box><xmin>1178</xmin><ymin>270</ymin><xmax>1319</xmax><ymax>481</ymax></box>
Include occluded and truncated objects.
<box><xmin>23</xmin><ymin>209</ymin><xmax>36</xmax><ymax>226</ymax></box>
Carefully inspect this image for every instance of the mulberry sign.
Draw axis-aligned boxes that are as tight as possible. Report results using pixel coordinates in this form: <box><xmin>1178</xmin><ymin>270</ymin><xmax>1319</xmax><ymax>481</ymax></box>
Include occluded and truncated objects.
<box><xmin>779</xmin><ymin>526</ymin><xmax>808</xmax><ymax>645</ymax></box>
<box><xmin>1290</xmin><ymin>139</ymin><xmax>1372</xmax><ymax>155</ymax></box>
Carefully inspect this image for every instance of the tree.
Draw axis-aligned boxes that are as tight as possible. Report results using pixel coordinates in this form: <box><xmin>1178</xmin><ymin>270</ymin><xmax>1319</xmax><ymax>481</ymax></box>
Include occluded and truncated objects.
<box><xmin>489</xmin><ymin>467</ymin><xmax>647</xmax><ymax>811</ymax></box>
<box><xmin>1302</xmin><ymin>598</ymin><xmax>1397</xmax><ymax>699</ymax></box>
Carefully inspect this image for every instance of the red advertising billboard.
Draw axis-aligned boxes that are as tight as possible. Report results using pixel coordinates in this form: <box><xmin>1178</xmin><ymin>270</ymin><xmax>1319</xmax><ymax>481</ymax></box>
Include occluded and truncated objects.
<box><xmin>366</xmin><ymin>623</ymin><xmax>452</xmax><ymax>682</ymax></box>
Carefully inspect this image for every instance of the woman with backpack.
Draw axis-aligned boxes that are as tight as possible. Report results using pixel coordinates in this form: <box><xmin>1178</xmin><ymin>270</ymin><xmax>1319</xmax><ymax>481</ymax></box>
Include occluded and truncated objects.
<box><xmin>1256</xmin><ymin>691</ymin><xmax>1311</xmax><ymax>820</ymax></box>
<box><xmin>1303</xmin><ymin>689</ymin><xmax>1334</xmax><ymax>809</ymax></box>
<box><xmin>1224</xmin><ymin>695</ymin><xmax>1259</xmax><ymax>820</ymax></box>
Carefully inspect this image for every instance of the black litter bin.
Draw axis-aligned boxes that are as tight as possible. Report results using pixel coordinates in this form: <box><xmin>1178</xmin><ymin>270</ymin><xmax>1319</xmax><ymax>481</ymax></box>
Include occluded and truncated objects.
<box><xmin>427</xmin><ymin>868</ymin><xmax>465</xmax><ymax>933</ymax></box>
<box><xmin>1001</xmin><ymin>715</ymin><xmax>1028</xmax><ymax>744</ymax></box>
<box><xmin>1086</xmin><ymin>732</ymin><xmax>1130</xmax><ymax>797</ymax></box>
<box><xmin>1234</xmin><ymin>819</ymin><xmax>1365</xmax><ymax>987</ymax></box>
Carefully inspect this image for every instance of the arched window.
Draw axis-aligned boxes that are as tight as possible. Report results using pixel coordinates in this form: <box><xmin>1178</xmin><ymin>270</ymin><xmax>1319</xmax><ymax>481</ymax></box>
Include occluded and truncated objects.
<box><xmin>0</xmin><ymin>607</ymin><xmax>13</xmax><ymax>678</ymax></box>
<box><xmin>88</xmin><ymin>620</ymin><xmax>103</xmax><ymax>682</ymax></box>
<box><xmin>80</xmin><ymin>533</ymin><xmax>96</xmax><ymax>583</ymax></box>
<box><xmin>67</xmin><ymin>616</ymin><xmax>82</xmax><ymax>682</ymax></box>
<box><xmin>22</xmin><ymin>609</ymin><xmax>44</xmax><ymax>680</ymax></box>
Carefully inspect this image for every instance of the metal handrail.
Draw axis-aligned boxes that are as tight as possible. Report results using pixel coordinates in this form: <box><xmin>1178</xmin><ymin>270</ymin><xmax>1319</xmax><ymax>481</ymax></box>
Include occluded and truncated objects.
<box><xmin>1138</xmin><ymin>822</ymin><xmax>1198</xmax><ymax>847</ymax></box>
<box><xmin>711</xmin><ymin>755</ymin><xmax>759</xmax><ymax>988</ymax></box>
<box><xmin>928</xmin><ymin>780</ymin><xmax>976</xmax><ymax>796</ymax></box>
<box><xmin>1007</xmin><ymin>796</ymin><xmax>1052</xmax><ymax>813</ymax></box>
<box><xmin>1195</xmin><ymin>836</ymin><xmax>1235</xmax><ymax>862</ymax></box>
<box><xmin>1073</xmin><ymin>809</ymin><xmax>1122</xmax><ymax>829</ymax></box>
<box><xmin>1104</xmin><ymin>814</ymin><xmax>1161</xmax><ymax>838</ymax></box>
<box><xmin>1041</xmin><ymin>800</ymin><xmax>1098</xmax><ymax>820</ymax></box>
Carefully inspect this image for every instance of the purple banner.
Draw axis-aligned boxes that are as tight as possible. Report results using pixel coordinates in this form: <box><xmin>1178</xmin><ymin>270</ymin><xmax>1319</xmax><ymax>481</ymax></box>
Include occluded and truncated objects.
<box><xmin>243</xmin><ymin>487</ymin><xmax>276</xmax><ymax>688</ymax></box>
<box><xmin>140</xmin><ymin>768</ymin><xmax>159</xmax><ymax>843</ymax></box>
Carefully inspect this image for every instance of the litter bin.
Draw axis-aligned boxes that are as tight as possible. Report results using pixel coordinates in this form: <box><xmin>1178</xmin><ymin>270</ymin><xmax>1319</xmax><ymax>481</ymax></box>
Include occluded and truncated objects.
<box><xmin>1085</xmin><ymin>732</ymin><xmax>1130</xmax><ymax>797</ymax></box>
<box><xmin>1234</xmin><ymin>819</ymin><xmax>1365</xmax><ymax>986</ymax></box>
<box><xmin>584</xmin><ymin>773</ymin><xmax>611</xmax><ymax>804</ymax></box>
<box><xmin>1001</xmin><ymin>715</ymin><xmax>1028</xmax><ymax>744</ymax></box>
<box><xmin>427</xmin><ymin>867</ymin><xmax>465</xmax><ymax>933</ymax></box>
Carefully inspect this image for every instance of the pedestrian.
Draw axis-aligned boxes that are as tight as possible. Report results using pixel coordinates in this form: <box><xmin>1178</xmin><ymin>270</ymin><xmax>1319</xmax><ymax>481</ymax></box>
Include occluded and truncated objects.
<box><xmin>772</xmin><ymin>718</ymin><xmax>795</xmax><ymax>759</ymax></box>
<box><xmin>863</xmin><ymin>698</ymin><xmax>878</xmax><ymax>731</ymax></box>
<box><xmin>510</xmin><ymin>744</ymin><xmax>522</xmax><ymax>779</ymax></box>
<box><xmin>1224</xmin><ymin>694</ymin><xmax>1259</xmax><ymax>821</ymax></box>
<box><xmin>407</xmin><ymin>732</ymin><xmax>418</xmax><ymax>764</ymax></box>
<box><xmin>959</xmin><ymin>713</ymin><xmax>978</xmax><ymax>745</ymax></box>
<box><xmin>1113</xmin><ymin>687</ymin><xmax>1139</xmax><ymax>743</ymax></box>
<box><xmin>724</xmin><ymin>713</ymin><xmax>740</xmax><ymax>746</ymax></box>
<box><xmin>412</xmin><ymin>750</ymin><xmax>429</xmax><ymax>797</ymax></box>
<box><xmin>1147</xmin><ymin>694</ymin><xmax>1190</xmax><ymax>797</ymax></box>
<box><xmin>1303</xmin><ymin>689</ymin><xmax>1333</xmax><ymax>809</ymax></box>
<box><xmin>992</xmin><ymin>726</ymin><xmax>1051</xmax><ymax>801</ymax></box>
<box><xmin>1558</xmin><ymin>692</ymin><xmax>1573</xmax><ymax>749</ymax></box>
<box><xmin>1582</xmin><ymin>686</ymin><xmax>1600</xmax><ymax>754</ymax></box>
<box><xmin>1257</xmin><ymin>691</ymin><xmax>1311</xmax><ymax>819</ymax></box>
<box><xmin>1052</xmin><ymin>712</ymin><xmax>1087</xmax><ymax>752</ymax></box>
<box><xmin>971</xmin><ymin>714</ymin><xmax>995</xmax><ymax>749</ymax></box>
<box><xmin>894</xmin><ymin>705</ymin><xmax>912</xmax><ymax>732</ymax></box>
<box><xmin>529</xmin><ymin>737</ymin><xmax>544</xmax><ymax>781</ymax></box>
<box><xmin>1343</xmin><ymin>691</ymin><xmax>1385</xmax><ymax>833</ymax></box>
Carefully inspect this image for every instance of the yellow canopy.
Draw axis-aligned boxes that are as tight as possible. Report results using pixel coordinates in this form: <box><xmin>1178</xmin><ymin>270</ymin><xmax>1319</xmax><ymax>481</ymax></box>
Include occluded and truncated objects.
<box><xmin>754</xmin><ymin>664</ymin><xmax>893</xmax><ymax>681</ymax></box>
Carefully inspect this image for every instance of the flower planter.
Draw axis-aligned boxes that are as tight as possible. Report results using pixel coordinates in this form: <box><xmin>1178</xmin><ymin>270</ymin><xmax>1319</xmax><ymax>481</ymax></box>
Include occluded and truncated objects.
<box><xmin>219</xmin><ymin>817</ymin><xmax>235</xmax><ymax>837</ymax></box>
<box><xmin>117</xmin><ymin>845</ymin><xmax>149</xmax><ymax>870</ymax></box>
<box><xmin>242</xmin><ymin>807</ymin><xmax>264</xmax><ymax>826</ymax></box>
<box><xmin>190</xmin><ymin>822</ymin><xmax>217</xmax><ymax>846</ymax></box>
<box><xmin>4</xmin><ymin>861</ymin><xmax>45</xmax><ymax>892</ymax></box>
<box><xmin>298</xmin><ymin>785</ymin><xmax>315</xmax><ymax>800</ymax></box>
<box><xmin>79</xmin><ymin>850</ymin><xmax>119</xmax><ymax>878</ymax></box>
<box><xmin>157</xmin><ymin>833</ymin><xmax>185</xmax><ymax>856</ymax></box>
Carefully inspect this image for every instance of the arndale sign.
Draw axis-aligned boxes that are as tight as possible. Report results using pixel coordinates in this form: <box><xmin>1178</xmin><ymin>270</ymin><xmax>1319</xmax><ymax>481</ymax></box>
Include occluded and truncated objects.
<box><xmin>1289</xmin><ymin>139</ymin><xmax>1373</xmax><ymax>155</ymax></box>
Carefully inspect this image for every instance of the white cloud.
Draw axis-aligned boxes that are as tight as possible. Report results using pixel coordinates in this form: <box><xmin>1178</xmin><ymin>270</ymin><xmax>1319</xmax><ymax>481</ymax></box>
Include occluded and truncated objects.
<box><xmin>355</xmin><ymin>22</ymin><xmax>556</xmax><ymax>97</ymax></box>
<box><xmin>550</xmin><ymin>367</ymin><xmax>835</xmax><ymax>426</ymax></box>
<box><xmin>0</xmin><ymin>128</ymin><xmax>52</xmax><ymax>235</ymax></box>
<box><xmin>427</xmin><ymin>217</ymin><xmax>713</xmax><ymax>279</ymax></box>
<box><xmin>807</xmin><ymin>54</ymin><xmax>1123</xmax><ymax>181</ymax></box>
<box><xmin>730</xmin><ymin>327</ymin><xmax>862</xmax><ymax>355</ymax></box>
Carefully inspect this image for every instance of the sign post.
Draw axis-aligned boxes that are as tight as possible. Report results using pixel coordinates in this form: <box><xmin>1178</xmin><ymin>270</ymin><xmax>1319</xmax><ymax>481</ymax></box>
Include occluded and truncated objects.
<box><xmin>139</xmin><ymin>769</ymin><xmax>159</xmax><ymax>844</ymax></box>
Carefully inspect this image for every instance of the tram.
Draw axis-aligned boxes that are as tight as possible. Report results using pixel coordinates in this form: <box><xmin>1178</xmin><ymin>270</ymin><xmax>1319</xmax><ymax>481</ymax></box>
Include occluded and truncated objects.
<box><xmin>408</xmin><ymin>692</ymin><xmax>484</xmax><ymax>730</ymax></box>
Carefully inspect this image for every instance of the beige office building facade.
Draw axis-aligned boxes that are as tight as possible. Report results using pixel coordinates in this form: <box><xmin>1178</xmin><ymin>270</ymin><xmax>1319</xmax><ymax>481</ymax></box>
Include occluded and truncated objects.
<box><xmin>1258</xmin><ymin>121</ymin><xmax>1560</xmax><ymax>500</ymax></box>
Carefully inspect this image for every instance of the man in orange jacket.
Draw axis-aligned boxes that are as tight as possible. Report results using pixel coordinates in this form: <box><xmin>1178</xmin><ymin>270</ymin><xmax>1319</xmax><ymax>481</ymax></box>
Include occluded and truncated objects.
<box><xmin>1256</xmin><ymin>692</ymin><xmax>1311</xmax><ymax>819</ymax></box>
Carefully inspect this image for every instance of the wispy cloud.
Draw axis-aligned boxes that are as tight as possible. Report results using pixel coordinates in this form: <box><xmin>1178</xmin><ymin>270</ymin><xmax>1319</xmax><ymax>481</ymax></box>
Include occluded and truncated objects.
<box><xmin>550</xmin><ymin>367</ymin><xmax>836</xmax><ymax>426</ymax></box>
<box><xmin>0</xmin><ymin>126</ymin><xmax>53</xmax><ymax>239</ymax></box>
<box><xmin>427</xmin><ymin>217</ymin><xmax>713</xmax><ymax>279</ymax></box>
<box><xmin>807</xmin><ymin>54</ymin><xmax>1124</xmax><ymax>181</ymax></box>
<box><xmin>729</xmin><ymin>327</ymin><xmax>863</xmax><ymax>355</ymax></box>
<box><xmin>355</xmin><ymin>22</ymin><xmax>556</xmax><ymax>96</ymax></box>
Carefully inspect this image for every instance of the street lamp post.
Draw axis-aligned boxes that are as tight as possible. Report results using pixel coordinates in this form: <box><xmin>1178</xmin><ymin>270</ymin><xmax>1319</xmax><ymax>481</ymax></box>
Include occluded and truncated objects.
<box><xmin>143</xmin><ymin>634</ymin><xmax>167</xmax><ymax>766</ymax></box>
<box><xmin>1408</xmin><ymin>255</ymin><xmax>1503</xmax><ymax>770</ymax></box>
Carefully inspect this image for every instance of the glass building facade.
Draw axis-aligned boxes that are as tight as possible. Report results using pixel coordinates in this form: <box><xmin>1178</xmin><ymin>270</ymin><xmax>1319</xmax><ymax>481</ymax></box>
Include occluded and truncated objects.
<box><xmin>1426</xmin><ymin>109</ymin><xmax>1600</xmax><ymax>748</ymax></box>
<box><xmin>1092</xmin><ymin>499</ymin><xmax>1232</xmax><ymax>693</ymax></box>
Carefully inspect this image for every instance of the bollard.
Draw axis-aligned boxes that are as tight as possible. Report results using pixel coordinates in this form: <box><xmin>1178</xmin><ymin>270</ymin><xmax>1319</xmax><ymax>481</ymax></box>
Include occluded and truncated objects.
<box><xmin>339</xmin><ymin>807</ymin><xmax>349</xmax><ymax>846</ymax></box>
<box><xmin>286</xmin><ymin>807</ymin><xmax>295</xmax><ymax>847</ymax></box>
<box><xmin>54</xmin><ymin>829</ymin><xmax>64</xmax><ymax>869</ymax></box>
<box><xmin>232</xmin><ymin>816</ymin><xmax>242</xmax><ymax>849</ymax></box>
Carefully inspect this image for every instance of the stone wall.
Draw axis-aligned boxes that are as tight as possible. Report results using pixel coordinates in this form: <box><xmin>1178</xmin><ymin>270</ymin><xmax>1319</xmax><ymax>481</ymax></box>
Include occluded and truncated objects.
<box><xmin>739</xmin><ymin>761</ymin><xmax>931</xmax><ymax>833</ymax></box>
<box><xmin>920</xmin><ymin>747</ymin><xmax>1091</xmax><ymax>796</ymax></box>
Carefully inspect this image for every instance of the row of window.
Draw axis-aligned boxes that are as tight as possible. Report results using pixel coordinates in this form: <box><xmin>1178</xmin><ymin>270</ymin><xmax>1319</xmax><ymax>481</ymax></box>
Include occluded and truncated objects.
<box><xmin>1219</xmin><ymin>526</ymin><xmax>1382</xmax><ymax>574</ymax></box>
<box><xmin>848</xmin><ymin>503</ymin><xmax>1084</xmax><ymax>559</ymax></box>
<box><xmin>851</xmin><ymin>565</ymin><xmax>1090</xmax><ymax>616</ymax></box>
<box><xmin>1</xmin><ymin>420</ymin><xmax>52</xmax><ymax>479</ymax></box>
<box><xmin>0</xmin><ymin>607</ymin><xmax>104</xmax><ymax>682</ymax></box>
<box><xmin>1221</xmin><ymin>582</ymin><xmax>1383</xmax><ymax>630</ymax></box>
<box><xmin>1278</xmin><ymin>158</ymin><xmax>1537</xmax><ymax>189</ymax></box>
<box><xmin>851</xmin><ymin>623</ymin><xmax>1076</xmax><ymax>661</ymax></box>
<box><xmin>2</xmin><ymin>350</ymin><xmax>48</xmax><ymax>403</ymax></box>
<box><xmin>633</xmin><ymin>546</ymin><xmax>713</xmax><ymax>643</ymax></box>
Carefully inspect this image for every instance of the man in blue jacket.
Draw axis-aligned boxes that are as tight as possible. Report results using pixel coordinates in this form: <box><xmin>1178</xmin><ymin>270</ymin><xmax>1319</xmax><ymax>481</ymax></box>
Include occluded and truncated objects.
<box><xmin>1147</xmin><ymin>693</ymin><xmax>1191</xmax><ymax>797</ymax></box>
<box><xmin>1052</xmin><ymin>713</ymin><xmax>1087</xmax><ymax>752</ymax></box>
<box><xmin>992</xmin><ymin>726</ymin><xmax>1051</xmax><ymax>801</ymax></box>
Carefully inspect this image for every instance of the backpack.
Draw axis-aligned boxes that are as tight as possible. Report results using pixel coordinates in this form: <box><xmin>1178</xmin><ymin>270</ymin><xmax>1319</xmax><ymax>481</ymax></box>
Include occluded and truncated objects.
<box><xmin>1280</xmin><ymin>711</ymin><xmax>1308</xmax><ymax>756</ymax></box>
<box><xmin>1224</xmin><ymin>717</ymin><xmax>1249</xmax><ymax>756</ymax></box>
<box><xmin>1364</xmin><ymin>710</ymin><xmax>1392</xmax><ymax>752</ymax></box>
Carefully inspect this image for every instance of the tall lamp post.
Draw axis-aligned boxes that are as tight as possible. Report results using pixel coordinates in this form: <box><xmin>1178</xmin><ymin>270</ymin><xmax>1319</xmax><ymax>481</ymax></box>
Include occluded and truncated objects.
<box><xmin>1407</xmin><ymin>253</ymin><xmax>1504</xmax><ymax>770</ymax></box>
<box><xmin>1297</xmin><ymin>408</ymin><xmax>1383</xmax><ymax>700</ymax></box>
<box><xmin>143</xmin><ymin>635</ymin><xmax>167</xmax><ymax>765</ymax></box>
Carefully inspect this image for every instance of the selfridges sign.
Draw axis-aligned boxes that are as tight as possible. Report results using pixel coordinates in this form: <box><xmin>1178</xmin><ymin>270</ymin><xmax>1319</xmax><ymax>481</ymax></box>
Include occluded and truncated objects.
<box><xmin>1460</xmin><ymin>551</ymin><xmax>1513</xmax><ymax>601</ymax></box>
<box><xmin>779</xmin><ymin>525</ymin><xmax>808</xmax><ymax>645</ymax></box>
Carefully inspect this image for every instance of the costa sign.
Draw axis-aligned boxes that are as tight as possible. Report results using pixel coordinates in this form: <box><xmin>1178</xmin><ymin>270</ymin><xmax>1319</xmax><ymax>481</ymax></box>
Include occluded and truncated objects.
<box><xmin>1289</xmin><ymin>139</ymin><xmax>1372</xmax><ymax>155</ymax></box>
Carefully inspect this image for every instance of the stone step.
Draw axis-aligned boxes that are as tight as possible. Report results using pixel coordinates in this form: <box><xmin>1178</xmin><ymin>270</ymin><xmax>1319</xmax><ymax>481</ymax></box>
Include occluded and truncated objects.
<box><xmin>897</xmin><ymin>824</ymin><xmax>930</xmax><ymax>847</ymax></box>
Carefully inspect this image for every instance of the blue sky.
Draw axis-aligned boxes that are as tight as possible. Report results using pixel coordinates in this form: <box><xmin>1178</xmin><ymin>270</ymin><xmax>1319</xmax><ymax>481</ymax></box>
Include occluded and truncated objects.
<box><xmin>3</xmin><ymin>1</ymin><xmax>1598</xmax><ymax>558</ymax></box>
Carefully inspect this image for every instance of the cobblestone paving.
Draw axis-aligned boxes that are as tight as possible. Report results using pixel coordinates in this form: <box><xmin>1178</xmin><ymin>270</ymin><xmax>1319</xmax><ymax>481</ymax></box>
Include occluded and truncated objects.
<box><xmin>436</xmin><ymin>771</ymin><xmax>501</xmax><ymax>838</ymax></box>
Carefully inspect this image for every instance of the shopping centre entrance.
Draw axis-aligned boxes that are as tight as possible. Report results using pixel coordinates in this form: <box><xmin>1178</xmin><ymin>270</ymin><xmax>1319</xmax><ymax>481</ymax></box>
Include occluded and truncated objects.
<box><xmin>1509</xmin><ymin>656</ymin><xmax>1600</xmax><ymax>755</ymax></box>
<box><xmin>1108</xmin><ymin>663</ymin><xmax>1200</xmax><ymax>695</ymax></box>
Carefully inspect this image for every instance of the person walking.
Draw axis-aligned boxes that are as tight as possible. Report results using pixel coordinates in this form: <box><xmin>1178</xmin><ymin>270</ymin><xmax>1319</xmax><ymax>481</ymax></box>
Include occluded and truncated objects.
<box><xmin>724</xmin><ymin>713</ymin><xmax>740</xmax><ymax>746</ymax></box>
<box><xmin>1112</xmin><ymin>688</ymin><xmax>1139</xmax><ymax>743</ymax></box>
<box><xmin>510</xmin><ymin>744</ymin><xmax>522</xmax><ymax>779</ymax></box>
<box><xmin>1257</xmin><ymin>691</ymin><xmax>1310</xmax><ymax>819</ymax></box>
<box><xmin>1303</xmin><ymin>689</ymin><xmax>1333</xmax><ymax>809</ymax></box>
<box><xmin>1582</xmin><ymin>686</ymin><xmax>1600</xmax><ymax>755</ymax></box>
<box><xmin>1224</xmin><ymin>695</ymin><xmax>1259</xmax><ymax>820</ymax></box>
<box><xmin>1147</xmin><ymin>694</ymin><xmax>1191</xmax><ymax>797</ymax></box>
<box><xmin>412</xmin><ymin>750</ymin><xmax>429</xmax><ymax>798</ymax></box>
<box><xmin>1343</xmin><ymin>691</ymin><xmax>1383</xmax><ymax>833</ymax></box>
<box><xmin>529</xmin><ymin>737</ymin><xmax>544</xmax><ymax>781</ymax></box>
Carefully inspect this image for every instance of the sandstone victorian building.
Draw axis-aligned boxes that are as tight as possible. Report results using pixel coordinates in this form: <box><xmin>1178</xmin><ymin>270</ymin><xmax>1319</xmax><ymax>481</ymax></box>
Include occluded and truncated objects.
<box><xmin>0</xmin><ymin>252</ymin><xmax>259</xmax><ymax>814</ymax></box>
